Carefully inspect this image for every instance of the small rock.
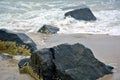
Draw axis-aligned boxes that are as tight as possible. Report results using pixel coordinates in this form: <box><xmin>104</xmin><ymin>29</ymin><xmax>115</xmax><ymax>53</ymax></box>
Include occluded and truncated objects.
<box><xmin>18</xmin><ymin>58</ymin><xmax>29</xmax><ymax>68</ymax></box>
<box><xmin>38</xmin><ymin>25</ymin><xmax>59</xmax><ymax>34</ymax></box>
<box><xmin>0</xmin><ymin>54</ymin><xmax>13</xmax><ymax>60</ymax></box>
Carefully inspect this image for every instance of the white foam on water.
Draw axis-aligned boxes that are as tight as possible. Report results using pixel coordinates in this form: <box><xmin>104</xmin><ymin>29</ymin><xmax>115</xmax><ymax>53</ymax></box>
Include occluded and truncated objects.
<box><xmin>56</xmin><ymin>10</ymin><xmax>120</xmax><ymax>36</ymax></box>
<box><xmin>108</xmin><ymin>63</ymin><xmax>118</xmax><ymax>73</ymax></box>
<box><xmin>0</xmin><ymin>0</ymin><xmax>120</xmax><ymax>35</ymax></box>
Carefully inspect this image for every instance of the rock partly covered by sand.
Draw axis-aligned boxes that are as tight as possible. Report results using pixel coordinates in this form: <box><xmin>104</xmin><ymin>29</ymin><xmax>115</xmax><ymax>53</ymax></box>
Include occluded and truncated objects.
<box><xmin>64</xmin><ymin>6</ymin><xmax>96</xmax><ymax>21</ymax></box>
<box><xmin>29</xmin><ymin>43</ymin><xmax>113</xmax><ymax>80</ymax></box>
<box><xmin>0</xmin><ymin>54</ymin><xmax>34</xmax><ymax>80</ymax></box>
<box><xmin>0</xmin><ymin>29</ymin><xmax>37</xmax><ymax>52</ymax></box>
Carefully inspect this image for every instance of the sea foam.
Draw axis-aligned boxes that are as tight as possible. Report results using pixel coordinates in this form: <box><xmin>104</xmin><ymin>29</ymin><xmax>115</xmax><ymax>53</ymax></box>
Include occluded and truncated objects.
<box><xmin>0</xmin><ymin>0</ymin><xmax>120</xmax><ymax>36</ymax></box>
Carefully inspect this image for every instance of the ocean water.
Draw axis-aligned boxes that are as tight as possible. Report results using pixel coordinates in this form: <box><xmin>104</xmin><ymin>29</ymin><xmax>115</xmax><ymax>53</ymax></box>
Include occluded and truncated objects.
<box><xmin>0</xmin><ymin>0</ymin><xmax>120</xmax><ymax>35</ymax></box>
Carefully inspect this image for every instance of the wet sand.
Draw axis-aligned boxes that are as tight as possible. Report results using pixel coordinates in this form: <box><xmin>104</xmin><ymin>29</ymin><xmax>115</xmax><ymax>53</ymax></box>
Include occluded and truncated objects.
<box><xmin>0</xmin><ymin>56</ymin><xmax>34</xmax><ymax>80</ymax></box>
<box><xmin>0</xmin><ymin>33</ymin><xmax>120</xmax><ymax>80</ymax></box>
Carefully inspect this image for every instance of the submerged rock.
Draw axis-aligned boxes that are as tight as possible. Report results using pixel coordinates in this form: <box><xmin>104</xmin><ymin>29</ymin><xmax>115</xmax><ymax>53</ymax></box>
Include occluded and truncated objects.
<box><xmin>29</xmin><ymin>43</ymin><xmax>113</xmax><ymax>80</ymax></box>
<box><xmin>38</xmin><ymin>25</ymin><xmax>59</xmax><ymax>34</ymax></box>
<box><xmin>0</xmin><ymin>29</ymin><xmax>37</xmax><ymax>52</ymax></box>
<box><xmin>64</xmin><ymin>6</ymin><xmax>97</xmax><ymax>21</ymax></box>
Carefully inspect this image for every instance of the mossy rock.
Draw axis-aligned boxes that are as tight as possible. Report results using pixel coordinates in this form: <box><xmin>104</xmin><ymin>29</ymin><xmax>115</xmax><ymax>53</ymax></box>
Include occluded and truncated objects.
<box><xmin>20</xmin><ymin>63</ymin><xmax>43</xmax><ymax>80</ymax></box>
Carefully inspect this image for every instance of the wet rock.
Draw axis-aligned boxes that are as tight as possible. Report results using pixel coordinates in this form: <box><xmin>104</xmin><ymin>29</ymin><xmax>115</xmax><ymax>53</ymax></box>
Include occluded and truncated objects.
<box><xmin>64</xmin><ymin>6</ymin><xmax>97</xmax><ymax>21</ymax></box>
<box><xmin>18</xmin><ymin>58</ymin><xmax>29</xmax><ymax>68</ymax></box>
<box><xmin>29</xmin><ymin>48</ymin><xmax>54</xmax><ymax>80</ymax></box>
<box><xmin>29</xmin><ymin>43</ymin><xmax>113</xmax><ymax>80</ymax></box>
<box><xmin>0</xmin><ymin>29</ymin><xmax>37</xmax><ymax>52</ymax></box>
<box><xmin>38</xmin><ymin>25</ymin><xmax>59</xmax><ymax>34</ymax></box>
<box><xmin>0</xmin><ymin>54</ymin><xmax>13</xmax><ymax>60</ymax></box>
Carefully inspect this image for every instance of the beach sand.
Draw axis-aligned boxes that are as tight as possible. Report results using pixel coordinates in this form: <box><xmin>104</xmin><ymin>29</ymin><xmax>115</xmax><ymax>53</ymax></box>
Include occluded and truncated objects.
<box><xmin>28</xmin><ymin>33</ymin><xmax>120</xmax><ymax>80</ymax></box>
<box><xmin>0</xmin><ymin>33</ymin><xmax>120</xmax><ymax>80</ymax></box>
<box><xmin>0</xmin><ymin>56</ymin><xmax>34</xmax><ymax>80</ymax></box>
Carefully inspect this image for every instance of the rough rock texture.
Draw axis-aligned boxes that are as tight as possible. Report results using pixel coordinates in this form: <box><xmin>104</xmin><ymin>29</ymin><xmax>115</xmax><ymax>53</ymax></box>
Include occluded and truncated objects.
<box><xmin>29</xmin><ymin>43</ymin><xmax>113</xmax><ymax>80</ymax></box>
<box><xmin>64</xmin><ymin>7</ymin><xmax>97</xmax><ymax>21</ymax></box>
<box><xmin>0</xmin><ymin>29</ymin><xmax>36</xmax><ymax>52</ymax></box>
<box><xmin>38</xmin><ymin>25</ymin><xmax>59</xmax><ymax>34</ymax></box>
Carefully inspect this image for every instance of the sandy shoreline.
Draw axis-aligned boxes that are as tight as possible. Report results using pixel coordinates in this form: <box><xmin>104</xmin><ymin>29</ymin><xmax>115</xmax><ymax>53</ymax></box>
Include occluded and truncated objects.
<box><xmin>0</xmin><ymin>33</ymin><xmax>120</xmax><ymax>80</ymax></box>
<box><xmin>0</xmin><ymin>56</ymin><xmax>34</xmax><ymax>80</ymax></box>
<box><xmin>28</xmin><ymin>33</ymin><xmax>120</xmax><ymax>80</ymax></box>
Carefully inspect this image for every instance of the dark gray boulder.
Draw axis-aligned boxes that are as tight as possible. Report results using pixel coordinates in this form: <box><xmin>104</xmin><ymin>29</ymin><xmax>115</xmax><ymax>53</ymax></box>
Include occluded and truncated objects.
<box><xmin>29</xmin><ymin>43</ymin><xmax>113</xmax><ymax>80</ymax></box>
<box><xmin>18</xmin><ymin>58</ymin><xmax>29</xmax><ymax>68</ymax></box>
<box><xmin>64</xmin><ymin>7</ymin><xmax>97</xmax><ymax>21</ymax></box>
<box><xmin>29</xmin><ymin>48</ymin><xmax>55</xmax><ymax>80</ymax></box>
<box><xmin>38</xmin><ymin>25</ymin><xmax>59</xmax><ymax>34</ymax></box>
<box><xmin>0</xmin><ymin>29</ymin><xmax>36</xmax><ymax>52</ymax></box>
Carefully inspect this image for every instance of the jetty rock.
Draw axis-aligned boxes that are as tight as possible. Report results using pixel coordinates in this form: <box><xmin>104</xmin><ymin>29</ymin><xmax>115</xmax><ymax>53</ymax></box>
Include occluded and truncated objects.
<box><xmin>65</xmin><ymin>6</ymin><xmax>97</xmax><ymax>21</ymax></box>
<box><xmin>0</xmin><ymin>29</ymin><xmax>36</xmax><ymax>52</ymax></box>
<box><xmin>29</xmin><ymin>43</ymin><xmax>113</xmax><ymax>80</ymax></box>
